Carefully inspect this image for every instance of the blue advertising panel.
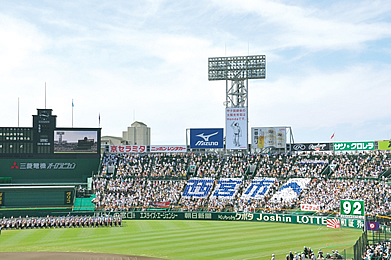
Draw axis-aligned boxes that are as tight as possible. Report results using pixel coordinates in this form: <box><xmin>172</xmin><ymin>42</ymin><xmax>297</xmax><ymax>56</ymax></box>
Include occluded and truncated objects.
<box><xmin>190</xmin><ymin>128</ymin><xmax>224</xmax><ymax>149</ymax></box>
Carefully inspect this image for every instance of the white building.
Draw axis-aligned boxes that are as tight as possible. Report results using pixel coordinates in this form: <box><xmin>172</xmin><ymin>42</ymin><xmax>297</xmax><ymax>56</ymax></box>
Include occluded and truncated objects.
<box><xmin>122</xmin><ymin>121</ymin><xmax>151</xmax><ymax>146</ymax></box>
<box><xmin>101</xmin><ymin>121</ymin><xmax>151</xmax><ymax>153</ymax></box>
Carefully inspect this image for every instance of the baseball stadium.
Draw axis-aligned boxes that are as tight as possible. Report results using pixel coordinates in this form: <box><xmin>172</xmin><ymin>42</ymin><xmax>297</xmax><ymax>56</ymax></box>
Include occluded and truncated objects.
<box><xmin>0</xmin><ymin>104</ymin><xmax>391</xmax><ymax>260</ymax></box>
<box><xmin>3</xmin><ymin>0</ymin><xmax>391</xmax><ymax>258</ymax></box>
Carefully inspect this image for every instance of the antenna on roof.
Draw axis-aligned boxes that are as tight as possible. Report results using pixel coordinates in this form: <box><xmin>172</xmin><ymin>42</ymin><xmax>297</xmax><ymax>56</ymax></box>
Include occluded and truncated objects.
<box><xmin>45</xmin><ymin>82</ymin><xmax>46</xmax><ymax>109</ymax></box>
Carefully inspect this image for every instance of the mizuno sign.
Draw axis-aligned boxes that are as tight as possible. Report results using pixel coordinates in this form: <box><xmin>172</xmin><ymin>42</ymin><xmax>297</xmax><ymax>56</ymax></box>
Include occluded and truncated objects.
<box><xmin>195</xmin><ymin>141</ymin><xmax>219</xmax><ymax>146</ymax></box>
<box><xmin>190</xmin><ymin>128</ymin><xmax>223</xmax><ymax>149</ymax></box>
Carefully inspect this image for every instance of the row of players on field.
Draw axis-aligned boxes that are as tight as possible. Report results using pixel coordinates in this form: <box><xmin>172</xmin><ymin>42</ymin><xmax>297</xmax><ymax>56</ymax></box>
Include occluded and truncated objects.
<box><xmin>0</xmin><ymin>215</ymin><xmax>122</xmax><ymax>229</ymax></box>
<box><xmin>273</xmin><ymin>247</ymin><xmax>343</xmax><ymax>260</ymax></box>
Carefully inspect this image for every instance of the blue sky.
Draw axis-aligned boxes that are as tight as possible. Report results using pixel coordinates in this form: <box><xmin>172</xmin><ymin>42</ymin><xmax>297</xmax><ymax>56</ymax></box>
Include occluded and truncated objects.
<box><xmin>1</xmin><ymin>0</ymin><xmax>391</xmax><ymax>145</ymax></box>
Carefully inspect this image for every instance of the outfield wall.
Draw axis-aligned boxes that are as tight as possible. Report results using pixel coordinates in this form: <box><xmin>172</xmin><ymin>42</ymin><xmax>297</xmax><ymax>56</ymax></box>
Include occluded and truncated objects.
<box><xmin>114</xmin><ymin>211</ymin><xmax>365</xmax><ymax>230</ymax></box>
<box><xmin>0</xmin><ymin>209</ymin><xmax>366</xmax><ymax>230</ymax></box>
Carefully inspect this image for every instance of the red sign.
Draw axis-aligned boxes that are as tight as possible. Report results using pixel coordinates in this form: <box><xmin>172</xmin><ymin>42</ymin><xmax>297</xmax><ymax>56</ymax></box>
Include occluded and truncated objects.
<box><xmin>300</xmin><ymin>204</ymin><xmax>320</xmax><ymax>211</ymax></box>
<box><xmin>109</xmin><ymin>145</ymin><xmax>146</xmax><ymax>153</ymax></box>
<box><xmin>152</xmin><ymin>202</ymin><xmax>170</xmax><ymax>208</ymax></box>
<box><xmin>326</xmin><ymin>218</ymin><xmax>340</xmax><ymax>229</ymax></box>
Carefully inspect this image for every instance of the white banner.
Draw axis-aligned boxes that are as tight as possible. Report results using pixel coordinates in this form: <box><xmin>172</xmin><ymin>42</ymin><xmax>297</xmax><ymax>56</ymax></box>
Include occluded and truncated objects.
<box><xmin>109</xmin><ymin>145</ymin><xmax>146</xmax><ymax>153</ymax></box>
<box><xmin>251</xmin><ymin>127</ymin><xmax>286</xmax><ymax>149</ymax></box>
<box><xmin>226</xmin><ymin>108</ymin><xmax>247</xmax><ymax>150</ymax></box>
<box><xmin>150</xmin><ymin>145</ymin><xmax>187</xmax><ymax>153</ymax></box>
<box><xmin>300</xmin><ymin>204</ymin><xmax>320</xmax><ymax>212</ymax></box>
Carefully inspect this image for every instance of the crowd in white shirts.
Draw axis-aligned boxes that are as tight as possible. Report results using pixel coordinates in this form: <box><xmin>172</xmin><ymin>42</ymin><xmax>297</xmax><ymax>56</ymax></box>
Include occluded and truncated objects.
<box><xmin>362</xmin><ymin>240</ymin><xmax>391</xmax><ymax>260</ymax></box>
<box><xmin>92</xmin><ymin>151</ymin><xmax>391</xmax><ymax>216</ymax></box>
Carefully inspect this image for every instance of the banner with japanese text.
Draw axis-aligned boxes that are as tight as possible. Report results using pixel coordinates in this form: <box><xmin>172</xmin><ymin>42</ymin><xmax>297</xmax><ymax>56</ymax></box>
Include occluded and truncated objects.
<box><xmin>300</xmin><ymin>204</ymin><xmax>320</xmax><ymax>212</ymax></box>
<box><xmin>150</xmin><ymin>145</ymin><xmax>187</xmax><ymax>153</ymax></box>
<box><xmin>226</xmin><ymin>108</ymin><xmax>247</xmax><ymax>150</ymax></box>
<box><xmin>108</xmin><ymin>211</ymin><xmax>364</xmax><ymax>230</ymax></box>
<box><xmin>109</xmin><ymin>145</ymin><xmax>146</xmax><ymax>153</ymax></box>
<box><xmin>333</xmin><ymin>141</ymin><xmax>375</xmax><ymax>151</ymax></box>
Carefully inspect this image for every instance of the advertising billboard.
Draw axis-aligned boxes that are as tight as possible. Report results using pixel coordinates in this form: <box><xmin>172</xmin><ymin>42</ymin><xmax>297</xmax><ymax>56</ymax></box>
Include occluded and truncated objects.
<box><xmin>150</xmin><ymin>145</ymin><xmax>187</xmax><ymax>153</ymax></box>
<box><xmin>109</xmin><ymin>145</ymin><xmax>146</xmax><ymax>153</ymax></box>
<box><xmin>54</xmin><ymin>130</ymin><xmax>98</xmax><ymax>153</ymax></box>
<box><xmin>0</xmin><ymin>158</ymin><xmax>100</xmax><ymax>184</ymax></box>
<box><xmin>378</xmin><ymin>140</ymin><xmax>391</xmax><ymax>150</ymax></box>
<box><xmin>189</xmin><ymin>128</ymin><xmax>224</xmax><ymax>149</ymax></box>
<box><xmin>333</xmin><ymin>141</ymin><xmax>375</xmax><ymax>151</ymax></box>
<box><xmin>289</xmin><ymin>143</ymin><xmax>332</xmax><ymax>152</ymax></box>
<box><xmin>251</xmin><ymin>127</ymin><xmax>286</xmax><ymax>149</ymax></box>
<box><xmin>226</xmin><ymin>108</ymin><xmax>247</xmax><ymax>150</ymax></box>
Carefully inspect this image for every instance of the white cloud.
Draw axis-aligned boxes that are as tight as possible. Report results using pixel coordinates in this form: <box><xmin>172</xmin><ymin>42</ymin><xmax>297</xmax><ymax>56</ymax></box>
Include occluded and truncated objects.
<box><xmin>0</xmin><ymin>14</ymin><xmax>48</xmax><ymax>73</ymax></box>
<box><xmin>249</xmin><ymin>63</ymin><xmax>391</xmax><ymax>129</ymax></box>
<box><xmin>211</xmin><ymin>0</ymin><xmax>391</xmax><ymax>51</ymax></box>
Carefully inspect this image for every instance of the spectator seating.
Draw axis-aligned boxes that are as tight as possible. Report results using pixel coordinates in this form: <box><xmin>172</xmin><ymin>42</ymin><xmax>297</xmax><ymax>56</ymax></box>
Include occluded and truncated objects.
<box><xmin>241</xmin><ymin>177</ymin><xmax>277</xmax><ymax>200</ymax></box>
<box><xmin>182</xmin><ymin>178</ymin><xmax>215</xmax><ymax>198</ymax></box>
<box><xmin>93</xmin><ymin>151</ymin><xmax>391</xmax><ymax>215</ymax></box>
<box><xmin>270</xmin><ymin>178</ymin><xmax>311</xmax><ymax>204</ymax></box>
<box><xmin>210</xmin><ymin>178</ymin><xmax>243</xmax><ymax>199</ymax></box>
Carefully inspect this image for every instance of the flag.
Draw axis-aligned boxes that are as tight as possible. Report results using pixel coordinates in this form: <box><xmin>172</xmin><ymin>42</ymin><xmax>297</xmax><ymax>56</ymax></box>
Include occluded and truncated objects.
<box><xmin>326</xmin><ymin>218</ymin><xmax>340</xmax><ymax>229</ymax></box>
<box><xmin>99</xmin><ymin>113</ymin><xmax>101</xmax><ymax>125</ymax></box>
<box><xmin>330</xmin><ymin>132</ymin><xmax>335</xmax><ymax>139</ymax></box>
<box><xmin>72</xmin><ymin>99</ymin><xmax>74</xmax><ymax>107</ymax></box>
<box><xmin>365</xmin><ymin>221</ymin><xmax>379</xmax><ymax>231</ymax></box>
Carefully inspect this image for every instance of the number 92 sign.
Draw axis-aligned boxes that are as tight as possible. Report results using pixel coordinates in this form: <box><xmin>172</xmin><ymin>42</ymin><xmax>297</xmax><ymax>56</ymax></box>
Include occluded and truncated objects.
<box><xmin>340</xmin><ymin>200</ymin><xmax>365</xmax><ymax>218</ymax></box>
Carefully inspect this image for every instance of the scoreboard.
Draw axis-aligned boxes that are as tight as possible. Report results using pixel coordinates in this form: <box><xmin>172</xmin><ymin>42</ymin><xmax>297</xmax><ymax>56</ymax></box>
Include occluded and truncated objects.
<box><xmin>340</xmin><ymin>199</ymin><xmax>365</xmax><ymax>219</ymax></box>
<box><xmin>0</xmin><ymin>186</ymin><xmax>75</xmax><ymax>208</ymax></box>
<box><xmin>0</xmin><ymin>109</ymin><xmax>101</xmax><ymax>184</ymax></box>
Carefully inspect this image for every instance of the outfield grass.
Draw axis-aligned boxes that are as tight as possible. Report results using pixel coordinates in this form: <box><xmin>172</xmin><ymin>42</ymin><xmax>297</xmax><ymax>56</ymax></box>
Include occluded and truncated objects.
<box><xmin>0</xmin><ymin>220</ymin><xmax>362</xmax><ymax>260</ymax></box>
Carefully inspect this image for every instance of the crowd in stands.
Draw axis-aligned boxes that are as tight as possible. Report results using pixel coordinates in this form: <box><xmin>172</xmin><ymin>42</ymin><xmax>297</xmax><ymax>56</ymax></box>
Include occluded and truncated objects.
<box><xmin>300</xmin><ymin>179</ymin><xmax>391</xmax><ymax>216</ymax></box>
<box><xmin>362</xmin><ymin>240</ymin><xmax>391</xmax><ymax>260</ymax></box>
<box><xmin>116</xmin><ymin>154</ymin><xmax>153</xmax><ymax>178</ymax></box>
<box><xmin>94</xmin><ymin>150</ymin><xmax>391</xmax><ymax>216</ymax></box>
<box><xmin>190</xmin><ymin>153</ymin><xmax>222</xmax><ymax>178</ymax></box>
<box><xmin>220</xmin><ymin>154</ymin><xmax>259</xmax><ymax>178</ymax></box>
<box><xmin>93</xmin><ymin>177</ymin><xmax>185</xmax><ymax>211</ymax></box>
<box><xmin>256</xmin><ymin>153</ymin><xmax>329</xmax><ymax>178</ymax></box>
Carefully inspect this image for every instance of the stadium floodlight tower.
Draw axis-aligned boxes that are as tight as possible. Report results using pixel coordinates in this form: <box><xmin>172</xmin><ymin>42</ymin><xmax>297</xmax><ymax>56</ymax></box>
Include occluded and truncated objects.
<box><xmin>208</xmin><ymin>55</ymin><xmax>266</xmax><ymax>151</ymax></box>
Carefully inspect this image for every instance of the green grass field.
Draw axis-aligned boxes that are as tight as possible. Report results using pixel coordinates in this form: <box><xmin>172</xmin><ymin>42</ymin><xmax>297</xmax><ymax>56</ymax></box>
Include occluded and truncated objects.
<box><xmin>0</xmin><ymin>220</ymin><xmax>362</xmax><ymax>260</ymax></box>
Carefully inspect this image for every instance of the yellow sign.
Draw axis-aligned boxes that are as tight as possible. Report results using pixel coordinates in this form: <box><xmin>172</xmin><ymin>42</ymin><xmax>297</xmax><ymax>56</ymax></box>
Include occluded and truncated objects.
<box><xmin>257</xmin><ymin>136</ymin><xmax>264</xmax><ymax>148</ymax></box>
<box><xmin>378</xmin><ymin>140</ymin><xmax>391</xmax><ymax>150</ymax></box>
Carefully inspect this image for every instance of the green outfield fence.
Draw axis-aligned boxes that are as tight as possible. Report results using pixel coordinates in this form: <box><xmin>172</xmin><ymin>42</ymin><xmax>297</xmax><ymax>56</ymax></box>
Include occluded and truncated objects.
<box><xmin>2</xmin><ymin>207</ymin><xmax>390</xmax><ymax>260</ymax></box>
<box><xmin>341</xmin><ymin>231</ymin><xmax>367</xmax><ymax>260</ymax></box>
